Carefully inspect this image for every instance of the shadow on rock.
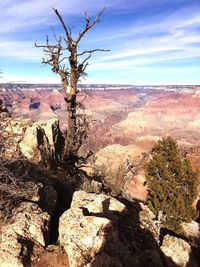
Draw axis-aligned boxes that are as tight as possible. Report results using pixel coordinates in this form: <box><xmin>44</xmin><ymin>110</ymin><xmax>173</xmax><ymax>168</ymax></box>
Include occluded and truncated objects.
<box><xmin>88</xmin><ymin>197</ymin><xmax>169</xmax><ymax>267</ymax></box>
<box><xmin>58</xmin><ymin>191</ymin><xmax>198</xmax><ymax>267</ymax></box>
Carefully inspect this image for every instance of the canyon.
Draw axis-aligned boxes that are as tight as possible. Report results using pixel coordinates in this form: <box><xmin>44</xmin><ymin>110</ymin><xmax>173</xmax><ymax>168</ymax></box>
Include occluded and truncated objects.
<box><xmin>1</xmin><ymin>84</ymin><xmax>200</xmax><ymax>198</ymax></box>
<box><xmin>0</xmin><ymin>84</ymin><xmax>200</xmax><ymax>266</ymax></box>
<box><xmin>1</xmin><ymin>84</ymin><xmax>200</xmax><ymax>167</ymax></box>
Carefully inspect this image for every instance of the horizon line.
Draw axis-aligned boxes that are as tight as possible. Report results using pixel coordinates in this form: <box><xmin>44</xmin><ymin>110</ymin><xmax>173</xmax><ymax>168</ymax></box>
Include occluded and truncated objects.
<box><xmin>0</xmin><ymin>83</ymin><xmax>200</xmax><ymax>87</ymax></box>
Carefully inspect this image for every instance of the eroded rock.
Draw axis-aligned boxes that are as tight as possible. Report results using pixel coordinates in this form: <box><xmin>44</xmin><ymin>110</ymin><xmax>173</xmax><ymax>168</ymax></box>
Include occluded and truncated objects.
<box><xmin>59</xmin><ymin>191</ymin><xmax>126</xmax><ymax>267</ymax></box>
<box><xmin>1</xmin><ymin>116</ymin><xmax>58</xmax><ymax>162</ymax></box>
<box><xmin>161</xmin><ymin>235</ymin><xmax>198</xmax><ymax>267</ymax></box>
<box><xmin>0</xmin><ymin>202</ymin><xmax>50</xmax><ymax>267</ymax></box>
<box><xmin>59</xmin><ymin>191</ymin><xmax>165</xmax><ymax>267</ymax></box>
<box><xmin>181</xmin><ymin>221</ymin><xmax>200</xmax><ymax>239</ymax></box>
<box><xmin>19</xmin><ymin>118</ymin><xmax>58</xmax><ymax>161</ymax></box>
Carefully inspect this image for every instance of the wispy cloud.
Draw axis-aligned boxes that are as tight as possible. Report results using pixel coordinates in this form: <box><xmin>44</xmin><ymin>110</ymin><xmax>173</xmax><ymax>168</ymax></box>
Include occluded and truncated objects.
<box><xmin>0</xmin><ymin>0</ymin><xmax>124</xmax><ymax>33</ymax></box>
<box><xmin>0</xmin><ymin>0</ymin><xmax>200</xmax><ymax>84</ymax></box>
<box><xmin>90</xmin><ymin>6</ymin><xmax>200</xmax><ymax>72</ymax></box>
<box><xmin>0</xmin><ymin>41</ymin><xmax>40</xmax><ymax>60</ymax></box>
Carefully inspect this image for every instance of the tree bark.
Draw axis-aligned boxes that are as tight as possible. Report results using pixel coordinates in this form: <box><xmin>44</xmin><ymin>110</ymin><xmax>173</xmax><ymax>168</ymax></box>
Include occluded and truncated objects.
<box><xmin>63</xmin><ymin>49</ymin><xmax>78</xmax><ymax>164</ymax></box>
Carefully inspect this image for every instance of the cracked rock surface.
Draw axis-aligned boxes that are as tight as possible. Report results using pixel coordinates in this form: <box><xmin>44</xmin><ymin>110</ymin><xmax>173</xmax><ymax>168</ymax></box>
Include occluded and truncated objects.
<box><xmin>0</xmin><ymin>202</ymin><xmax>49</xmax><ymax>267</ymax></box>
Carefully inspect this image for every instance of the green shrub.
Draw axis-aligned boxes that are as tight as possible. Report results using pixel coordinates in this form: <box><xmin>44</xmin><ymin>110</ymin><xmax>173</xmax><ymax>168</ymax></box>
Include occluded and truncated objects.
<box><xmin>146</xmin><ymin>137</ymin><xmax>199</xmax><ymax>230</ymax></box>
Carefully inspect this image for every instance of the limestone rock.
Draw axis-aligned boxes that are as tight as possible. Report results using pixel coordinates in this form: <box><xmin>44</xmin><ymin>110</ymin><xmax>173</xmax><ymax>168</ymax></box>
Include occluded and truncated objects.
<box><xmin>94</xmin><ymin>144</ymin><xmax>143</xmax><ymax>174</ymax></box>
<box><xmin>70</xmin><ymin>190</ymin><xmax>126</xmax><ymax>216</ymax></box>
<box><xmin>1</xmin><ymin>117</ymin><xmax>33</xmax><ymax>159</ymax></box>
<box><xmin>181</xmin><ymin>221</ymin><xmax>200</xmax><ymax>239</ymax></box>
<box><xmin>59</xmin><ymin>191</ymin><xmax>127</xmax><ymax>267</ymax></box>
<box><xmin>181</xmin><ymin>221</ymin><xmax>200</xmax><ymax>265</ymax></box>
<box><xmin>19</xmin><ymin>118</ymin><xmax>57</xmax><ymax>161</ymax></box>
<box><xmin>1</xmin><ymin>117</ymin><xmax>58</xmax><ymax>162</ymax></box>
<box><xmin>59</xmin><ymin>191</ymin><xmax>165</xmax><ymax>267</ymax></box>
<box><xmin>80</xmin><ymin>178</ymin><xmax>103</xmax><ymax>194</ymax></box>
<box><xmin>87</xmin><ymin>144</ymin><xmax>148</xmax><ymax>199</ymax></box>
<box><xmin>70</xmin><ymin>190</ymin><xmax>98</xmax><ymax>209</ymax></box>
<box><xmin>161</xmin><ymin>235</ymin><xmax>198</xmax><ymax>267</ymax></box>
<box><xmin>0</xmin><ymin>202</ymin><xmax>50</xmax><ymax>267</ymax></box>
<box><xmin>139</xmin><ymin>203</ymin><xmax>160</xmax><ymax>241</ymax></box>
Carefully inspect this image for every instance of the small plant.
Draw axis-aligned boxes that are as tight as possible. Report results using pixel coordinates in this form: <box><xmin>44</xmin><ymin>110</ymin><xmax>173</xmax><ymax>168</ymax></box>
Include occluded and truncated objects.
<box><xmin>146</xmin><ymin>137</ymin><xmax>199</xmax><ymax>230</ymax></box>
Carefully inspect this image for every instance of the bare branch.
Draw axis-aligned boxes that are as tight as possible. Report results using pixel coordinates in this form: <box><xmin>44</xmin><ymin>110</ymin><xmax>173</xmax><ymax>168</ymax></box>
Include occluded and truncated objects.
<box><xmin>77</xmin><ymin>48</ymin><xmax>110</xmax><ymax>56</ymax></box>
<box><xmin>34</xmin><ymin>42</ymin><xmax>61</xmax><ymax>50</ymax></box>
<box><xmin>51</xmin><ymin>26</ymin><xmax>62</xmax><ymax>43</ymax></box>
<box><xmin>59</xmin><ymin>57</ymin><xmax>68</xmax><ymax>64</ymax></box>
<box><xmin>76</xmin><ymin>53</ymin><xmax>92</xmax><ymax>81</ymax></box>
<box><xmin>81</xmin><ymin>53</ymin><xmax>92</xmax><ymax>65</ymax></box>
<box><xmin>84</xmin><ymin>10</ymin><xmax>90</xmax><ymax>25</ymax></box>
<box><xmin>35</xmin><ymin>34</ymin><xmax>69</xmax><ymax>87</ymax></box>
<box><xmin>82</xmin><ymin>62</ymin><xmax>89</xmax><ymax>73</ymax></box>
<box><xmin>74</xmin><ymin>8</ymin><xmax>105</xmax><ymax>46</ymax></box>
<box><xmin>52</xmin><ymin>7</ymin><xmax>73</xmax><ymax>51</ymax></box>
<box><xmin>42</xmin><ymin>58</ymin><xmax>54</xmax><ymax>67</ymax></box>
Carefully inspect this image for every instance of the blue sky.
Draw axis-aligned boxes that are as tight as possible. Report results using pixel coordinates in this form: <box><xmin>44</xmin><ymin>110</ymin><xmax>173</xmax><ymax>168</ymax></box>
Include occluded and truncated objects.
<box><xmin>0</xmin><ymin>0</ymin><xmax>200</xmax><ymax>85</ymax></box>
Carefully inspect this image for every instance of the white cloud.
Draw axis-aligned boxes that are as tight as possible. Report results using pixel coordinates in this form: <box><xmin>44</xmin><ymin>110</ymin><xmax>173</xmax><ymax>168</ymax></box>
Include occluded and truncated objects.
<box><xmin>0</xmin><ymin>41</ymin><xmax>41</xmax><ymax>60</ymax></box>
<box><xmin>90</xmin><ymin>7</ymin><xmax>200</xmax><ymax>71</ymax></box>
<box><xmin>0</xmin><ymin>0</ymin><xmax>200</xmax><ymax>84</ymax></box>
<box><xmin>0</xmin><ymin>0</ymin><xmax>125</xmax><ymax>33</ymax></box>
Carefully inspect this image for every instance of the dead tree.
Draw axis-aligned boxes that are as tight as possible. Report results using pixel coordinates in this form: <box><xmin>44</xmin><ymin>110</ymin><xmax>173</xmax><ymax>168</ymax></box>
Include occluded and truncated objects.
<box><xmin>35</xmin><ymin>8</ymin><xmax>109</xmax><ymax>168</ymax></box>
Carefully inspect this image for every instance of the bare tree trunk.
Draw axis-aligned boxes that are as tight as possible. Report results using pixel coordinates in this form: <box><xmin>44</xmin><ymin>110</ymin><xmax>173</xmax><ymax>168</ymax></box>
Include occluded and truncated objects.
<box><xmin>64</xmin><ymin>94</ymin><xmax>76</xmax><ymax>162</ymax></box>
<box><xmin>63</xmin><ymin>50</ymin><xmax>78</xmax><ymax>164</ymax></box>
<box><xmin>35</xmin><ymin>7</ymin><xmax>109</xmax><ymax>169</ymax></box>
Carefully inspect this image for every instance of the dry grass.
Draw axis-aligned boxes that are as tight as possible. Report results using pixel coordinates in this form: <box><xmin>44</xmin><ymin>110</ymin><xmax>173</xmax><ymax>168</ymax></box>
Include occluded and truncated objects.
<box><xmin>0</xmin><ymin>157</ymin><xmax>42</xmax><ymax>223</ymax></box>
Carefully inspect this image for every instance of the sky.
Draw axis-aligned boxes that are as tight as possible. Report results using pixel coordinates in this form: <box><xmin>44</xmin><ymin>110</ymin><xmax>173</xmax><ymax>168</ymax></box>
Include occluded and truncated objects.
<box><xmin>0</xmin><ymin>0</ymin><xmax>200</xmax><ymax>85</ymax></box>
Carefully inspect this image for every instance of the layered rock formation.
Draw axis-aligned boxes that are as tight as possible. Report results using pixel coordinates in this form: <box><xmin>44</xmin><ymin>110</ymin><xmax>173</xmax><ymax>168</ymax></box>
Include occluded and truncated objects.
<box><xmin>86</xmin><ymin>144</ymin><xmax>148</xmax><ymax>200</ymax></box>
<box><xmin>1</xmin><ymin>86</ymin><xmax>200</xmax><ymax>266</ymax></box>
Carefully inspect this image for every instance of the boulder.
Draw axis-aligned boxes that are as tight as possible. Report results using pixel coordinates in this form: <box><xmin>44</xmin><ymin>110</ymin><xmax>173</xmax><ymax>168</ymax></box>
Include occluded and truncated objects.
<box><xmin>1</xmin><ymin>117</ymin><xmax>33</xmax><ymax>159</ymax></box>
<box><xmin>181</xmin><ymin>221</ymin><xmax>200</xmax><ymax>239</ymax></box>
<box><xmin>70</xmin><ymin>191</ymin><xmax>126</xmax><ymax>215</ymax></box>
<box><xmin>0</xmin><ymin>202</ymin><xmax>50</xmax><ymax>267</ymax></box>
<box><xmin>181</xmin><ymin>221</ymin><xmax>200</xmax><ymax>265</ymax></box>
<box><xmin>59</xmin><ymin>191</ymin><xmax>127</xmax><ymax>267</ymax></box>
<box><xmin>59</xmin><ymin>191</ymin><xmax>164</xmax><ymax>267</ymax></box>
<box><xmin>0</xmin><ymin>159</ymin><xmax>58</xmax><ymax>267</ymax></box>
<box><xmin>19</xmin><ymin>118</ymin><xmax>58</xmax><ymax>161</ymax></box>
<box><xmin>161</xmin><ymin>235</ymin><xmax>198</xmax><ymax>267</ymax></box>
<box><xmin>2</xmin><ymin>117</ymin><xmax>58</xmax><ymax>162</ymax></box>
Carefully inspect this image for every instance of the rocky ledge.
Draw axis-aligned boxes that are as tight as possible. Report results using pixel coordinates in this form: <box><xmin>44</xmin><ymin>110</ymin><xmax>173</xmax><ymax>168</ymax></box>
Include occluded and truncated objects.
<box><xmin>0</xmin><ymin>189</ymin><xmax>199</xmax><ymax>267</ymax></box>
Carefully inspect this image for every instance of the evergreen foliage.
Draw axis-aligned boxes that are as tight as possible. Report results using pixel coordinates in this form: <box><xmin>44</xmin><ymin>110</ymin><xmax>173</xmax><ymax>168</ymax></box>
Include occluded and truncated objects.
<box><xmin>146</xmin><ymin>137</ymin><xmax>199</xmax><ymax>230</ymax></box>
